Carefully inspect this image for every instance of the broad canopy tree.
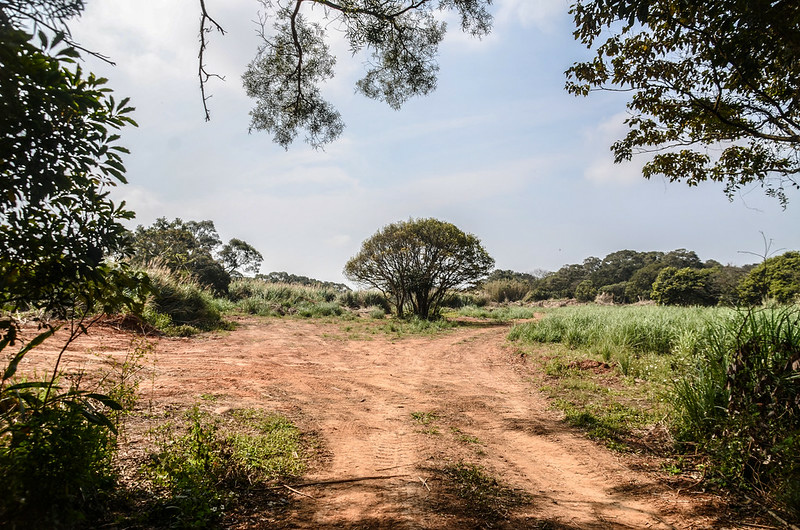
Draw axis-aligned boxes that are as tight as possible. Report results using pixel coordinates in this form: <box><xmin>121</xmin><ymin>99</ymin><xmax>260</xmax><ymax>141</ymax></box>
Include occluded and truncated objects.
<box><xmin>344</xmin><ymin>218</ymin><xmax>494</xmax><ymax>319</ymax></box>
<box><xmin>567</xmin><ymin>0</ymin><xmax>800</xmax><ymax>206</ymax></box>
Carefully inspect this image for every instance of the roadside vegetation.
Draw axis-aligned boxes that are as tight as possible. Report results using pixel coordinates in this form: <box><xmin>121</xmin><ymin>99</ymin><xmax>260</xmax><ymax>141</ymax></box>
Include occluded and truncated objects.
<box><xmin>509</xmin><ymin>304</ymin><xmax>800</xmax><ymax>521</ymax></box>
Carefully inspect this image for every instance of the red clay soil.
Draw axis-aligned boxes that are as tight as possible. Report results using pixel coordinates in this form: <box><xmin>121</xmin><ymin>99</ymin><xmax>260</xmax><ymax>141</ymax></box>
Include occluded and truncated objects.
<box><xmin>20</xmin><ymin>316</ymin><xmax>742</xmax><ymax>529</ymax></box>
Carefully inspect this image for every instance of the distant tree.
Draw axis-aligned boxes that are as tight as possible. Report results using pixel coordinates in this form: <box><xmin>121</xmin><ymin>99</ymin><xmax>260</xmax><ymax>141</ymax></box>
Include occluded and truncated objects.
<box><xmin>257</xmin><ymin>271</ymin><xmax>350</xmax><ymax>292</ymax></box>
<box><xmin>597</xmin><ymin>282</ymin><xmax>628</xmax><ymax>304</ymax></box>
<box><xmin>574</xmin><ymin>279</ymin><xmax>597</xmax><ymax>303</ymax></box>
<box><xmin>651</xmin><ymin>267</ymin><xmax>717</xmax><ymax>306</ymax></box>
<box><xmin>344</xmin><ymin>218</ymin><xmax>494</xmax><ymax>319</ymax></box>
<box><xmin>624</xmin><ymin>249</ymin><xmax>704</xmax><ymax>302</ymax></box>
<box><xmin>738</xmin><ymin>251</ymin><xmax>800</xmax><ymax>304</ymax></box>
<box><xmin>130</xmin><ymin>218</ymin><xmax>262</xmax><ymax>294</ymax></box>
<box><xmin>567</xmin><ymin>0</ymin><xmax>800</xmax><ymax>205</ymax></box>
<box><xmin>218</xmin><ymin>238</ymin><xmax>263</xmax><ymax>277</ymax></box>
<box><xmin>707</xmin><ymin>264</ymin><xmax>753</xmax><ymax>306</ymax></box>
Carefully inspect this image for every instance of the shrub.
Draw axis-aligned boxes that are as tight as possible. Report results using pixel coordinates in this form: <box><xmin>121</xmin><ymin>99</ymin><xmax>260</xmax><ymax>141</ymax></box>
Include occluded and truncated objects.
<box><xmin>574</xmin><ymin>279</ymin><xmax>597</xmax><ymax>303</ymax></box>
<box><xmin>0</xmin><ymin>406</ymin><xmax>116</xmax><ymax>527</ymax></box>
<box><xmin>738</xmin><ymin>251</ymin><xmax>800</xmax><ymax>304</ymax></box>
<box><xmin>651</xmin><ymin>267</ymin><xmax>717</xmax><ymax>306</ymax></box>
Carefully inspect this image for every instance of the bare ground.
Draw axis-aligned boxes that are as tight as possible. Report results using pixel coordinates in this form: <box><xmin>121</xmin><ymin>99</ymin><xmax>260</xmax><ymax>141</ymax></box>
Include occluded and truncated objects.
<box><xmin>22</xmin><ymin>316</ymin><xmax>747</xmax><ymax>529</ymax></box>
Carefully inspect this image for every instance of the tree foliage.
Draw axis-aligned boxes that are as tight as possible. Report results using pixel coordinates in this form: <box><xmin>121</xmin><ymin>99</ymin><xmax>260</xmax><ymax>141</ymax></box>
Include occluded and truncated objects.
<box><xmin>344</xmin><ymin>218</ymin><xmax>494</xmax><ymax>319</ymax></box>
<box><xmin>738</xmin><ymin>251</ymin><xmax>800</xmax><ymax>304</ymax></box>
<box><xmin>242</xmin><ymin>0</ymin><xmax>493</xmax><ymax>148</ymax></box>
<box><xmin>567</xmin><ymin>0</ymin><xmax>800</xmax><ymax>205</ymax></box>
<box><xmin>0</xmin><ymin>16</ymin><xmax>144</xmax><ymax>317</ymax></box>
<box><xmin>130</xmin><ymin>218</ymin><xmax>264</xmax><ymax>294</ymax></box>
<box><xmin>651</xmin><ymin>266</ymin><xmax>716</xmax><ymax>306</ymax></box>
<box><xmin>218</xmin><ymin>238</ymin><xmax>264</xmax><ymax>277</ymax></box>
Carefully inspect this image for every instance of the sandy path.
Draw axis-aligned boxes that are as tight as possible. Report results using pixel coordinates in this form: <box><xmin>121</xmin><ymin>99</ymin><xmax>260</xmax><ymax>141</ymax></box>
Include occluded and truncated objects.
<box><xmin>24</xmin><ymin>316</ymin><xmax>723</xmax><ymax>528</ymax></box>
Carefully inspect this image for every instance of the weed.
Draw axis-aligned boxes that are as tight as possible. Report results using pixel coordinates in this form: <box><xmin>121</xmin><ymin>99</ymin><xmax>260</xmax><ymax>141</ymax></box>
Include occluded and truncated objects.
<box><xmin>450</xmin><ymin>427</ymin><xmax>481</xmax><ymax>444</ymax></box>
<box><xmin>144</xmin><ymin>406</ymin><xmax>306</xmax><ymax>526</ymax></box>
<box><xmin>411</xmin><ymin>411</ymin><xmax>439</xmax><ymax>425</ymax></box>
<box><xmin>442</xmin><ymin>462</ymin><xmax>527</xmax><ymax>520</ymax></box>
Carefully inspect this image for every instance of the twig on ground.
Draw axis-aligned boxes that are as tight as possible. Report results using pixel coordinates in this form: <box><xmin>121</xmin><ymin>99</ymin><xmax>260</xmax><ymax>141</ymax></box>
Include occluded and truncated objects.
<box><xmin>418</xmin><ymin>476</ymin><xmax>430</xmax><ymax>491</ymax></box>
<box><xmin>282</xmin><ymin>484</ymin><xmax>315</xmax><ymax>498</ymax></box>
<box><xmin>274</xmin><ymin>474</ymin><xmax>410</xmax><ymax>489</ymax></box>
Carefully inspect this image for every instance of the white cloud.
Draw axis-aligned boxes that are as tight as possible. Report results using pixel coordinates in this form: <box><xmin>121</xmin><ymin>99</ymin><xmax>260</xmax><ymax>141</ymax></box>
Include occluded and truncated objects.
<box><xmin>582</xmin><ymin>112</ymin><xmax>648</xmax><ymax>185</ymax></box>
<box><xmin>494</xmin><ymin>0</ymin><xmax>571</xmax><ymax>32</ymax></box>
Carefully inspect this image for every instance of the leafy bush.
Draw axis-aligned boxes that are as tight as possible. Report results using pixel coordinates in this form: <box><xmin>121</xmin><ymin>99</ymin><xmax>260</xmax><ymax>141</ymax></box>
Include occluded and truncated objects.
<box><xmin>738</xmin><ymin>251</ymin><xmax>800</xmax><ymax>304</ymax></box>
<box><xmin>0</xmin><ymin>405</ymin><xmax>117</xmax><ymax>527</ymax></box>
<box><xmin>0</xmin><ymin>329</ymin><xmax>132</xmax><ymax>528</ymax></box>
<box><xmin>651</xmin><ymin>267</ymin><xmax>717</xmax><ymax>306</ymax></box>
<box><xmin>574</xmin><ymin>279</ymin><xmax>597</xmax><ymax>303</ymax></box>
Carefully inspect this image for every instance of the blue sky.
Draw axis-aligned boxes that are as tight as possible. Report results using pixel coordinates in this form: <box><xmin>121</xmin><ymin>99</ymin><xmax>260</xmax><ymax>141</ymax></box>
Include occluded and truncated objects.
<box><xmin>73</xmin><ymin>0</ymin><xmax>799</xmax><ymax>284</ymax></box>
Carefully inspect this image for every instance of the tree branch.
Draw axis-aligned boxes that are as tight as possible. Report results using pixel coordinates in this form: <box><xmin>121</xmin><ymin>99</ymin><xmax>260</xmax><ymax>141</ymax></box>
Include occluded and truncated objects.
<box><xmin>198</xmin><ymin>0</ymin><xmax>227</xmax><ymax>122</ymax></box>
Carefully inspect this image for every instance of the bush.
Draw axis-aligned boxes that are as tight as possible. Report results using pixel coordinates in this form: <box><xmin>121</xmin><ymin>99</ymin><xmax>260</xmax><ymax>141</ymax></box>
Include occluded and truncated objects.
<box><xmin>0</xmin><ymin>406</ymin><xmax>117</xmax><ymax>528</ymax></box>
<box><xmin>651</xmin><ymin>267</ymin><xmax>717</xmax><ymax>306</ymax></box>
<box><xmin>574</xmin><ymin>279</ymin><xmax>597</xmax><ymax>303</ymax></box>
<box><xmin>738</xmin><ymin>251</ymin><xmax>800</xmax><ymax>304</ymax></box>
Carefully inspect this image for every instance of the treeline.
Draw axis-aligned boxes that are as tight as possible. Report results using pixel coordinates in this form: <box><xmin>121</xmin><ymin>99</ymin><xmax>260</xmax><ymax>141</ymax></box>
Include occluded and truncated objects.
<box><xmin>256</xmin><ymin>271</ymin><xmax>350</xmax><ymax>293</ymax></box>
<box><xmin>486</xmin><ymin>249</ymin><xmax>800</xmax><ymax>306</ymax></box>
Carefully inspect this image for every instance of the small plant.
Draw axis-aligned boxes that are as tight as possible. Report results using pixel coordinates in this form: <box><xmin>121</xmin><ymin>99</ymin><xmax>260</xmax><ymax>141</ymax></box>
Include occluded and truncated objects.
<box><xmin>442</xmin><ymin>462</ymin><xmax>526</xmax><ymax>520</ymax></box>
<box><xmin>144</xmin><ymin>406</ymin><xmax>306</xmax><ymax>526</ymax></box>
<box><xmin>411</xmin><ymin>411</ymin><xmax>438</xmax><ymax>425</ymax></box>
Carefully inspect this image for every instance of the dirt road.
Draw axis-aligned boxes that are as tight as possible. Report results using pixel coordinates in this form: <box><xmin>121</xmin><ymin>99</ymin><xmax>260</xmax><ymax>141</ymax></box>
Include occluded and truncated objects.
<box><xmin>29</xmin><ymin>316</ymin><xmax>726</xmax><ymax>528</ymax></box>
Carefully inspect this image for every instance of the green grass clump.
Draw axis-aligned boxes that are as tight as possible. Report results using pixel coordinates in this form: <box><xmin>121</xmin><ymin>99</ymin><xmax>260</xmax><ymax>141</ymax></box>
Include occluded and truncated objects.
<box><xmin>145</xmin><ymin>406</ymin><xmax>306</xmax><ymax>527</ymax></box>
<box><xmin>455</xmin><ymin>304</ymin><xmax>538</xmax><ymax>321</ymax></box>
<box><xmin>144</xmin><ymin>266</ymin><xmax>228</xmax><ymax>334</ymax></box>
<box><xmin>672</xmin><ymin>306</ymin><xmax>800</xmax><ymax>517</ymax></box>
<box><xmin>509</xmin><ymin>304</ymin><xmax>729</xmax><ymax>356</ymax></box>
<box><xmin>229</xmin><ymin>278</ymin><xmax>350</xmax><ymax>318</ymax></box>
<box><xmin>442</xmin><ymin>462</ymin><xmax>526</xmax><ymax>520</ymax></box>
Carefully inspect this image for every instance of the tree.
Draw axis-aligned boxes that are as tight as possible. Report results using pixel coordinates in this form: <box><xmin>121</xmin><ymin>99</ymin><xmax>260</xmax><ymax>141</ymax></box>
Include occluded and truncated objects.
<box><xmin>344</xmin><ymin>218</ymin><xmax>494</xmax><ymax>319</ymax></box>
<box><xmin>218</xmin><ymin>238</ymin><xmax>263</xmax><ymax>277</ymax></box>
<box><xmin>239</xmin><ymin>0</ymin><xmax>493</xmax><ymax>148</ymax></box>
<box><xmin>651</xmin><ymin>267</ymin><xmax>717</xmax><ymax>306</ymax></box>
<box><xmin>129</xmin><ymin>218</ymin><xmax>266</xmax><ymax>293</ymax></box>
<box><xmin>738</xmin><ymin>251</ymin><xmax>800</xmax><ymax>304</ymax></box>
<box><xmin>0</xmin><ymin>15</ymin><xmax>142</xmax><ymax>317</ymax></box>
<box><xmin>567</xmin><ymin>0</ymin><xmax>800</xmax><ymax>206</ymax></box>
<box><xmin>1</xmin><ymin>9</ymin><xmax>149</xmax><ymax>526</ymax></box>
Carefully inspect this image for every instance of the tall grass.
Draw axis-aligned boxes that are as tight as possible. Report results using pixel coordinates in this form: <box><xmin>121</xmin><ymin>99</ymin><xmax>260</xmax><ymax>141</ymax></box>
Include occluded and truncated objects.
<box><xmin>229</xmin><ymin>278</ymin><xmax>392</xmax><ymax>318</ymax></box>
<box><xmin>510</xmin><ymin>303</ymin><xmax>800</xmax><ymax>517</ymax></box>
<box><xmin>508</xmin><ymin>305</ymin><xmax>730</xmax><ymax>356</ymax></box>
<box><xmin>144</xmin><ymin>266</ymin><xmax>227</xmax><ymax>335</ymax></box>
<box><xmin>672</xmin><ymin>306</ymin><xmax>800</xmax><ymax>515</ymax></box>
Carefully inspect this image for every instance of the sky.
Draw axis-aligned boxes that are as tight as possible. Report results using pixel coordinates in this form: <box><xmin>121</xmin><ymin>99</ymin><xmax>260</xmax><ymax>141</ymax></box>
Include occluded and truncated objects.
<box><xmin>71</xmin><ymin>0</ymin><xmax>800</xmax><ymax>285</ymax></box>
